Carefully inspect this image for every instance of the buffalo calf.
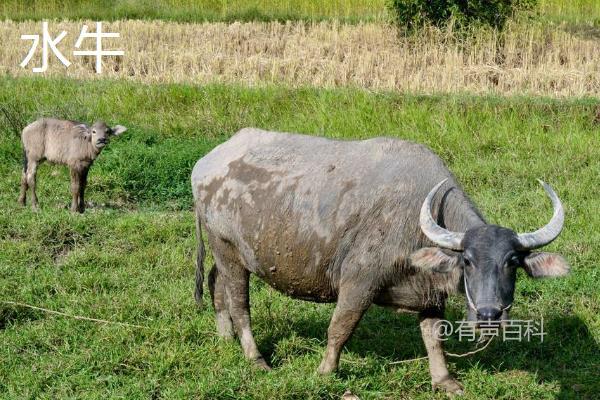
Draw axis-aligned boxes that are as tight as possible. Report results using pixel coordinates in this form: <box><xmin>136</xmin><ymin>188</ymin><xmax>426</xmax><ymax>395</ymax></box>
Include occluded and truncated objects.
<box><xmin>19</xmin><ymin>118</ymin><xmax>126</xmax><ymax>212</ymax></box>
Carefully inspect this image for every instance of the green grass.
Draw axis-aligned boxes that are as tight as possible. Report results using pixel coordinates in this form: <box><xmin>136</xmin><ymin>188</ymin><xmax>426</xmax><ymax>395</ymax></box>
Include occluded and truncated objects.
<box><xmin>540</xmin><ymin>0</ymin><xmax>600</xmax><ymax>24</ymax></box>
<box><xmin>0</xmin><ymin>0</ymin><xmax>387</xmax><ymax>23</ymax></box>
<box><xmin>0</xmin><ymin>77</ymin><xmax>599</xmax><ymax>398</ymax></box>
<box><xmin>1</xmin><ymin>0</ymin><xmax>599</xmax><ymax>24</ymax></box>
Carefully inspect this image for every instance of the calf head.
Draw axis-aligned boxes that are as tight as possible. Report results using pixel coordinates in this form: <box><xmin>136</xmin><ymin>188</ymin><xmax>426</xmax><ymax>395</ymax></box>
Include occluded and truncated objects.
<box><xmin>411</xmin><ymin>179</ymin><xmax>569</xmax><ymax>322</ymax></box>
<box><xmin>79</xmin><ymin>121</ymin><xmax>127</xmax><ymax>149</ymax></box>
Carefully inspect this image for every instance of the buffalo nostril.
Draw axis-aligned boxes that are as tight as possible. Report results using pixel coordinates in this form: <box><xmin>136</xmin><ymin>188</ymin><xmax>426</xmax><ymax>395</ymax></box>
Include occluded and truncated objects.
<box><xmin>477</xmin><ymin>307</ymin><xmax>502</xmax><ymax>321</ymax></box>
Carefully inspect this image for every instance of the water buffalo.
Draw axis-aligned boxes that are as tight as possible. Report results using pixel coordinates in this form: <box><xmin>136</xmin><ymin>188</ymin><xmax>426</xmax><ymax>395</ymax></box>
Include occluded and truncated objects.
<box><xmin>19</xmin><ymin>118</ymin><xmax>127</xmax><ymax>212</ymax></box>
<box><xmin>191</xmin><ymin>128</ymin><xmax>568</xmax><ymax>394</ymax></box>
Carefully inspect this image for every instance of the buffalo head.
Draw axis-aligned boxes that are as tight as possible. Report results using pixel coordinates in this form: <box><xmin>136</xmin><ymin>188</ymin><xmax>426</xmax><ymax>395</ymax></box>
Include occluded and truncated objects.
<box><xmin>411</xmin><ymin>179</ymin><xmax>569</xmax><ymax>322</ymax></box>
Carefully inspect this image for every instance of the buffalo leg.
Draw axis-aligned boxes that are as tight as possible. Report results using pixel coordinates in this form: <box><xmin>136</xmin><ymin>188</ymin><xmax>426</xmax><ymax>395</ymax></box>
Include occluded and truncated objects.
<box><xmin>216</xmin><ymin>249</ymin><xmax>269</xmax><ymax>370</ymax></box>
<box><xmin>208</xmin><ymin>264</ymin><xmax>234</xmax><ymax>339</ymax></box>
<box><xmin>26</xmin><ymin>160</ymin><xmax>39</xmax><ymax>211</ymax></box>
<box><xmin>18</xmin><ymin>170</ymin><xmax>28</xmax><ymax>206</ymax></box>
<box><xmin>419</xmin><ymin>309</ymin><xmax>464</xmax><ymax>395</ymax></box>
<box><xmin>318</xmin><ymin>283</ymin><xmax>373</xmax><ymax>374</ymax></box>
<box><xmin>69</xmin><ymin>168</ymin><xmax>82</xmax><ymax>213</ymax></box>
<box><xmin>78</xmin><ymin>167</ymin><xmax>89</xmax><ymax>212</ymax></box>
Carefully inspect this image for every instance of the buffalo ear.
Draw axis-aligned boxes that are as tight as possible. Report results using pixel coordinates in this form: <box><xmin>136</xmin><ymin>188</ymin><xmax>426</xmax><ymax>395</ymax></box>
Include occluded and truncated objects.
<box><xmin>111</xmin><ymin>125</ymin><xmax>127</xmax><ymax>136</ymax></box>
<box><xmin>523</xmin><ymin>252</ymin><xmax>570</xmax><ymax>278</ymax></box>
<box><xmin>410</xmin><ymin>247</ymin><xmax>461</xmax><ymax>273</ymax></box>
<box><xmin>74</xmin><ymin>124</ymin><xmax>91</xmax><ymax>141</ymax></box>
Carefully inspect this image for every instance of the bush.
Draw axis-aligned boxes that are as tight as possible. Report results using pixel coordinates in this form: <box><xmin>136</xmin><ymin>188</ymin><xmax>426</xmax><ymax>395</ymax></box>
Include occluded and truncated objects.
<box><xmin>387</xmin><ymin>0</ymin><xmax>538</xmax><ymax>31</ymax></box>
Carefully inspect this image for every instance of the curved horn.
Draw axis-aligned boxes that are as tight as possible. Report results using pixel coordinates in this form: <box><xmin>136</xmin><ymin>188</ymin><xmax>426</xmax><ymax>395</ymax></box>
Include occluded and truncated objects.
<box><xmin>419</xmin><ymin>179</ymin><xmax>465</xmax><ymax>250</ymax></box>
<box><xmin>517</xmin><ymin>180</ymin><xmax>564</xmax><ymax>250</ymax></box>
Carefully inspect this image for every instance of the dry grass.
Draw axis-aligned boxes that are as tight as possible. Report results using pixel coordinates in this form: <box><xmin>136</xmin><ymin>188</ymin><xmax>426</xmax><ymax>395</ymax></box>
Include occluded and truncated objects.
<box><xmin>0</xmin><ymin>19</ymin><xmax>599</xmax><ymax>96</ymax></box>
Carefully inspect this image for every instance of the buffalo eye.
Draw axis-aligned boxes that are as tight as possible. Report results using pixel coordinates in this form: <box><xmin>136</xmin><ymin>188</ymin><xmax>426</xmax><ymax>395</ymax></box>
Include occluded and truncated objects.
<box><xmin>92</xmin><ymin>129</ymin><xmax>96</xmax><ymax>134</ymax></box>
<box><xmin>463</xmin><ymin>256</ymin><xmax>471</xmax><ymax>267</ymax></box>
<box><xmin>507</xmin><ymin>254</ymin><xmax>520</xmax><ymax>267</ymax></box>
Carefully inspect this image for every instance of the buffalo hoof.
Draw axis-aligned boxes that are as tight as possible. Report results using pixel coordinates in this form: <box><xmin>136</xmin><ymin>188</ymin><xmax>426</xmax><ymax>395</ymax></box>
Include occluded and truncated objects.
<box><xmin>254</xmin><ymin>357</ymin><xmax>271</xmax><ymax>371</ymax></box>
<box><xmin>432</xmin><ymin>377</ymin><xmax>464</xmax><ymax>396</ymax></box>
<box><xmin>341</xmin><ymin>390</ymin><xmax>360</xmax><ymax>399</ymax></box>
<box><xmin>317</xmin><ymin>360</ymin><xmax>337</xmax><ymax>375</ymax></box>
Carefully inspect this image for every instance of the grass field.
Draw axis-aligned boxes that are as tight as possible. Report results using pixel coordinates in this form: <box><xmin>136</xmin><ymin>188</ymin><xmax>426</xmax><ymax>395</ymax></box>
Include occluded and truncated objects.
<box><xmin>0</xmin><ymin>77</ymin><xmax>598</xmax><ymax>398</ymax></box>
<box><xmin>1</xmin><ymin>0</ymin><xmax>599</xmax><ymax>24</ymax></box>
<box><xmin>2</xmin><ymin>1</ymin><xmax>599</xmax><ymax>98</ymax></box>
<box><xmin>2</xmin><ymin>19</ymin><xmax>599</xmax><ymax>97</ymax></box>
<box><xmin>0</xmin><ymin>0</ymin><xmax>388</xmax><ymax>23</ymax></box>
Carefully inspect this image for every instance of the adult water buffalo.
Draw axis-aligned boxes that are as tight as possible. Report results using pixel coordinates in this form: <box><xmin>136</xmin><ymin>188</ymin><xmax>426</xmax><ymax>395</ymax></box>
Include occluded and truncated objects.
<box><xmin>191</xmin><ymin>128</ymin><xmax>568</xmax><ymax>394</ymax></box>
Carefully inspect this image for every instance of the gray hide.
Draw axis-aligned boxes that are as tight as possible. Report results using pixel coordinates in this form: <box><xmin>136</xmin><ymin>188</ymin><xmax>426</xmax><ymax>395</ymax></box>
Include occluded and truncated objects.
<box><xmin>191</xmin><ymin>128</ymin><xmax>568</xmax><ymax>394</ymax></box>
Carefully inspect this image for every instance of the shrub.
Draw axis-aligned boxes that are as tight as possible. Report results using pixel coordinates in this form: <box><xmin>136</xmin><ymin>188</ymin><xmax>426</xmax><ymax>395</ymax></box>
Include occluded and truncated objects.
<box><xmin>387</xmin><ymin>0</ymin><xmax>538</xmax><ymax>31</ymax></box>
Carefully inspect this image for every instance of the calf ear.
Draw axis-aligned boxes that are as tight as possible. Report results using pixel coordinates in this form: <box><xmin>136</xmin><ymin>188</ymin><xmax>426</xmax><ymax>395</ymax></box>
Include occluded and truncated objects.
<box><xmin>111</xmin><ymin>125</ymin><xmax>127</xmax><ymax>136</ymax></box>
<box><xmin>74</xmin><ymin>124</ymin><xmax>91</xmax><ymax>141</ymax></box>
<box><xmin>410</xmin><ymin>247</ymin><xmax>460</xmax><ymax>273</ymax></box>
<box><xmin>523</xmin><ymin>252</ymin><xmax>570</xmax><ymax>278</ymax></box>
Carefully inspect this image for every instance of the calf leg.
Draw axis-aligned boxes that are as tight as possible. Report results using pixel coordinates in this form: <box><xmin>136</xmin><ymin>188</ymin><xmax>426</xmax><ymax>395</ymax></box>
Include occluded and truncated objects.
<box><xmin>208</xmin><ymin>264</ymin><xmax>234</xmax><ymax>339</ymax></box>
<box><xmin>18</xmin><ymin>170</ymin><xmax>28</xmax><ymax>206</ymax></box>
<box><xmin>26</xmin><ymin>160</ymin><xmax>39</xmax><ymax>211</ymax></box>
<box><xmin>419</xmin><ymin>309</ymin><xmax>464</xmax><ymax>395</ymax></box>
<box><xmin>69</xmin><ymin>168</ymin><xmax>82</xmax><ymax>213</ymax></box>
<box><xmin>318</xmin><ymin>282</ymin><xmax>374</xmax><ymax>374</ymax></box>
<box><xmin>78</xmin><ymin>167</ymin><xmax>89</xmax><ymax>212</ymax></box>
